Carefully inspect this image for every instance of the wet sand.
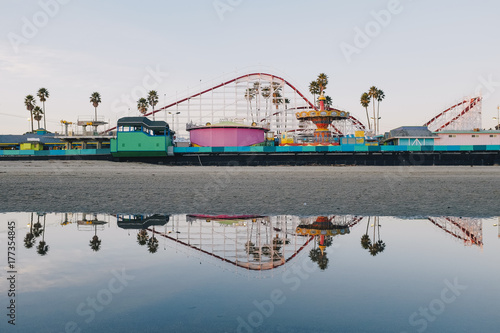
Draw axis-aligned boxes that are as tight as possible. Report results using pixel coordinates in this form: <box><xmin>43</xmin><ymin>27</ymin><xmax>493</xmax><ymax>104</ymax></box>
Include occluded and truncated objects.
<box><xmin>0</xmin><ymin>160</ymin><xmax>499</xmax><ymax>217</ymax></box>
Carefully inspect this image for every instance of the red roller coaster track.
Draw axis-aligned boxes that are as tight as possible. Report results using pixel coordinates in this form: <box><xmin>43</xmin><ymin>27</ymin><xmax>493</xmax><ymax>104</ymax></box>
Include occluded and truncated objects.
<box><xmin>105</xmin><ymin>72</ymin><xmax>366</xmax><ymax>134</ymax></box>
<box><xmin>424</xmin><ymin>97</ymin><xmax>482</xmax><ymax>132</ymax></box>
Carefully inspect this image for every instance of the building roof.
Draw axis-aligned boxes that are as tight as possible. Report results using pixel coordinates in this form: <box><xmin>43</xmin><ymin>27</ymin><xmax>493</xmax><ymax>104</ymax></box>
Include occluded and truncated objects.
<box><xmin>436</xmin><ymin>130</ymin><xmax>500</xmax><ymax>134</ymax></box>
<box><xmin>0</xmin><ymin>133</ymin><xmax>64</xmax><ymax>145</ymax></box>
<box><xmin>387</xmin><ymin>126</ymin><xmax>436</xmax><ymax>139</ymax></box>
<box><xmin>117</xmin><ymin>117</ymin><xmax>169</xmax><ymax>132</ymax></box>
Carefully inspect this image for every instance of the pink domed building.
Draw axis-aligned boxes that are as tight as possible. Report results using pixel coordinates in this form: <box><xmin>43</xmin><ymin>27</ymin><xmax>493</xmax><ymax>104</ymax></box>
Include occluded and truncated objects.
<box><xmin>187</xmin><ymin>121</ymin><xmax>269</xmax><ymax>147</ymax></box>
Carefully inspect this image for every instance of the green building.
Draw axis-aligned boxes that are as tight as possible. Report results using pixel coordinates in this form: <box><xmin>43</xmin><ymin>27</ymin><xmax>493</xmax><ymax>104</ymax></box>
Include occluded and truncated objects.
<box><xmin>110</xmin><ymin>117</ymin><xmax>174</xmax><ymax>157</ymax></box>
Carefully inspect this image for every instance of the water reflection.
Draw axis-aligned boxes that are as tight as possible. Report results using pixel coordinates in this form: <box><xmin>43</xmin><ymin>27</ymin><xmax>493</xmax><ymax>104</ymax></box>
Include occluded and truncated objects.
<box><xmin>24</xmin><ymin>212</ymin><xmax>49</xmax><ymax>255</ymax></box>
<box><xmin>361</xmin><ymin>216</ymin><xmax>386</xmax><ymax>256</ymax></box>
<box><xmin>3</xmin><ymin>212</ymin><xmax>498</xmax><ymax>333</ymax></box>
<box><xmin>13</xmin><ymin>213</ymin><xmax>487</xmax><ymax>267</ymax></box>
<box><xmin>117</xmin><ymin>214</ymin><xmax>169</xmax><ymax>253</ymax></box>
<box><xmin>78</xmin><ymin>213</ymin><xmax>108</xmax><ymax>252</ymax></box>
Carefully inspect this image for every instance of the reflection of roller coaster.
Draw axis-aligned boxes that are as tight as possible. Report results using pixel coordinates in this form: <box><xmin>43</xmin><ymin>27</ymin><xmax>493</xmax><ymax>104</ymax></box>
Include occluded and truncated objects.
<box><xmin>148</xmin><ymin>214</ymin><xmax>363</xmax><ymax>272</ymax></box>
<box><xmin>427</xmin><ymin>217</ymin><xmax>483</xmax><ymax>247</ymax></box>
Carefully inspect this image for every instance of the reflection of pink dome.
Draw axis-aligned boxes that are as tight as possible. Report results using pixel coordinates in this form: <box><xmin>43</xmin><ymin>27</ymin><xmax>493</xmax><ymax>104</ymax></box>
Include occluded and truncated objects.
<box><xmin>187</xmin><ymin>121</ymin><xmax>268</xmax><ymax>147</ymax></box>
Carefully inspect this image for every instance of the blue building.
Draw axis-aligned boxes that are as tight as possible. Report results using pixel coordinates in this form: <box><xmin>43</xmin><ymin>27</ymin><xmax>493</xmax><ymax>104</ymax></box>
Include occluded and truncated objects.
<box><xmin>382</xmin><ymin>126</ymin><xmax>437</xmax><ymax>146</ymax></box>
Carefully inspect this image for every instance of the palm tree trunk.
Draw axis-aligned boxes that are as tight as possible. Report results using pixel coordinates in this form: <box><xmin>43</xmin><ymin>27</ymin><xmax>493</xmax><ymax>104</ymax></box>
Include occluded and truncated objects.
<box><xmin>365</xmin><ymin>107</ymin><xmax>371</xmax><ymax>130</ymax></box>
<box><xmin>152</xmin><ymin>107</ymin><xmax>155</xmax><ymax>121</ymax></box>
<box><xmin>372</xmin><ymin>98</ymin><xmax>376</xmax><ymax>134</ymax></box>
<box><xmin>94</xmin><ymin>107</ymin><xmax>97</xmax><ymax>122</ymax></box>
<box><xmin>377</xmin><ymin>101</ymin><xmax>380</xmax><ymax>135</ymax></box>
<box><xmin>43</xmin><ymin>102</ymin><xmax>46</xmax><ymax>130</ymax></box>
<box><xmin>30</xmin><ymin>111</ymin><xmax>34</xmax><ymax>132</ymax></box>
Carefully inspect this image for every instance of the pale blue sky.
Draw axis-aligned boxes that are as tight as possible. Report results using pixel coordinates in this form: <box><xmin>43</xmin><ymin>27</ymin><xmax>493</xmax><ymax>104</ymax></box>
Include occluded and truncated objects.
<box><xmin>1</xmin><ymin>0</ymin><xmax>500</xmax><ymax>134</ymax></box>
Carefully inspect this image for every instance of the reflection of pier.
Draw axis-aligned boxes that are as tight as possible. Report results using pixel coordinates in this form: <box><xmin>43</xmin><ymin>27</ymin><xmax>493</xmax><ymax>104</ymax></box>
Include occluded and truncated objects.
<box><xmin>150</xmin><ymin>215</ymin><xmax>314</xmax><ymax>271</ymax></box>
<box><xmin>76</xmin><ymin>213</ymin><xmax>109</xmax><ymax>231</ymax></box>
<box><xmin>427</xmin><ymin>217</ymin><xmax>483</xmax><ymax>247</ymax></box>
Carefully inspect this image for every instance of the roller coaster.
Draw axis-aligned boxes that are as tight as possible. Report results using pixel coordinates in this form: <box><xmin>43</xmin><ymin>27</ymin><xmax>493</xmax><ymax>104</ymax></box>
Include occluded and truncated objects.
<box><xmin>122</xmin><ymin>73</ymin><xmax>367</xmax><ymax>137</ymax></box>
<box><xmin>140</xmin><ymin>72</ymin><xmax>481</xmax><ymax>137</ymax></box>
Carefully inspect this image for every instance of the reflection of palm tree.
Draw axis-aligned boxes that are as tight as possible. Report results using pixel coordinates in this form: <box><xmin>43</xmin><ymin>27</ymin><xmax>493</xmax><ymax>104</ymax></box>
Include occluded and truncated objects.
<box><xmin>361</xmin><ymin>217</ymin><xmax>386</xmax><ymax>256</ymax></box>
<box><xmin>147</xmin><ymin>236</ymin><xmax>159</xmax><ymax>253</ymax></box>
<box><xmin>261</xmin><ymin>245</ymin><xmax>271</xmax><ymax>258</ymax></box>
<box><xmin>33</xmin><ymin>215</ymin><xmax>43</xmax><ymax>238</ymax></box>
<box><xmin>24</xmin><ymin>212</ymin><xmax>36</xmax><ymax>249</ymax></box>
<box><xmin>137</xmin><ymin>229</ymin><xmax>149</xmax><ymax>246</ymax></box>
<box><xmin>89</xmin><ymin>225</ymin><xmax>101</xmax><ymax>252</ymax></box>
<box><xmin>37</xmin><ymin>241</ymin><xmax>49</xmax><ymax>255</ymax></box>
<box><xmin>309</xmin><ymin>248</ymin><xmax>329</xmax><ymax>270</ymax></box>
<box><xmin>146</xmin><ymin>227</ymin><xmax>159</xmax><ymax>253</ymax></box>
<box><xmin>36</xmin><ymin>214</ymin><xmax>49</xmax><ymax>256</ymax></box>
<box><xmin>361</xmin><ymin>234</ymin><xmax>370</xmax><ymax>249</ymax></box>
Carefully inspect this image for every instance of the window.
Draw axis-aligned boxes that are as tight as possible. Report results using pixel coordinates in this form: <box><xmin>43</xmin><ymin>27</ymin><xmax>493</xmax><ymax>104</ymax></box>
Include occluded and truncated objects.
<box><xmin>490</xmin><ymin>135</ymin><xmax>497</xmax><ymax>137</ymax></box>
<box><xmin>472</xmin><ymin>135</ymin><xmax>479</xmax><ymax>138</ymax></box>
<box><xmin>448</xmin><ymin>134</ymin><xmax>456</xmax><ymax>138</ymax></box>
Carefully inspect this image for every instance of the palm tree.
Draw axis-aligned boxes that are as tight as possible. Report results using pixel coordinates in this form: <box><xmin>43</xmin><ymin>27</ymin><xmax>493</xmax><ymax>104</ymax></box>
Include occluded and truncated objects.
<box><xmin>147</xmin><ymin>90</ymin><xmax>159</xmax><ymax>121</ymax></box>
<box><xmin>368</xmin><ymin>86</ymin><xmax>379</xmax><ymax>134</ymax></box>
<box><xmin>325</xmin><ymin>96</ymin><xmax>333</xmax><ymax>109</ymax></box>
<box><xmin>316</xmin><ymin>73</ymin><xmax>328</xmax><ymax>94</ymax></box>
<box><xmin>309</xmin><ymin>81</ymin><xmax>320</xmax><ymax>105</ymax></box>
<box><xmin>270</xmin><ymin>83</ymin><xmax>290</xmax><ymax>110</ymax></box>
<box><xmin>33</xmin><ymin>106</ymin><xmax>43</xmax><ymax>129</ymax></box>
<box><xmin>89</xmin><ymin>92</ymin><xmax>101</xmax><ymax>122</ymax></box>
<box><xmin>360</xmin><ymin>92</ymin><xmax>371</xmax><ymax>130</ymax></box>
<box><xmin>244</xmin><ymin>87</ymin><xmax>256</xmax><ymax>121</ymax></box>
<box><xmin>137</xmin><ymin>98</ymin><xmax>148</xmax><ymax>116</ymax></box>
<box><xmin>376</xmin><ymin>89</ymin><xmax>385</xmax><ymax>134</ymax></box>
<box><xmin>37</xmin><ymin>88</ymin><xmax>49</xmax><ymax>130</ymax></box>
<box><xmin>253</xmin><ymin>82</ymin><xmax>260</xmax><ymax>120</ymax></box>
<box><xmin>24</xmin><ymin>95</ymin><xmax>36</xmax><ymax>132</ymax></box>
<box><xmin>261</xmin><ymin>86</ymin><xmax>271</xmax><ymax>118</ymax></box>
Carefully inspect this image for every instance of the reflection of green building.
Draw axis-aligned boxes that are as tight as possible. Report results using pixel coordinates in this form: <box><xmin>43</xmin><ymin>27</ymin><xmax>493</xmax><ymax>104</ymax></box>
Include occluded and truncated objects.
<box><xmin>110</xmin><ymin>117</ymin><xmax>174</xmax><ymax>157</ymax></box>
<box><xmin>117</xmin><ymin>214</ymin><xmax>170</xmax><ymax>229</ymax></box>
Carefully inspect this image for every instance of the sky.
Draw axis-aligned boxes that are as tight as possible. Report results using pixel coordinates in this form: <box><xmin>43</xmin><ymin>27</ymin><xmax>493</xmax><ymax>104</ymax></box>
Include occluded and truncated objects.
<box><xmin>1</xmin><ymin>0</ymin><xmax>500</xmax><ymax>135</ymax></box>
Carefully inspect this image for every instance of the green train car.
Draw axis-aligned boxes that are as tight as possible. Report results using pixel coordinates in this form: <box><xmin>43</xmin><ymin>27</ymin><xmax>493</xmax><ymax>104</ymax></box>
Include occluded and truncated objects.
<box><xmin>110</xmin><ymin>117</ymin><xmax>174</xmax><ymax>157</ymax></box>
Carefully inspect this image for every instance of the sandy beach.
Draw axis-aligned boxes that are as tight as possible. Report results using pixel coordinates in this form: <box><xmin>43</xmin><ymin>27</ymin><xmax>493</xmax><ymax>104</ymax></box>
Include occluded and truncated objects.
<box><xmin>0</xmin><ymin>160</ymin><xmax>499</xmax><ymax>217</ymax></box>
